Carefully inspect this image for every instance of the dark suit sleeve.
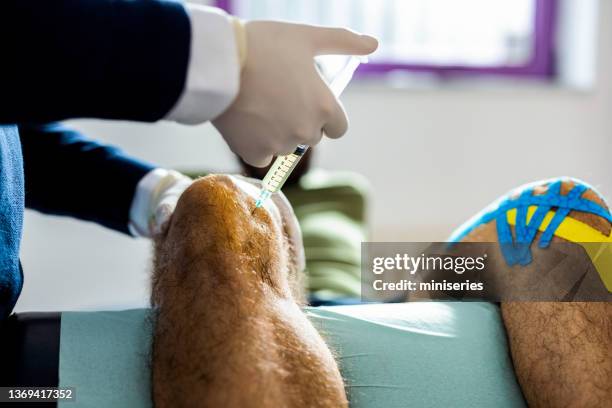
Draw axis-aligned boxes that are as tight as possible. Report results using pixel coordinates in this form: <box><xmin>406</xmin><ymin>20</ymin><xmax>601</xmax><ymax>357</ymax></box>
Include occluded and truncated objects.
<box><xmin>0</xmin><ymin>0</ymin><xmax>191</xmax><ymax>124</ymax></box>
<box><xmin>20</xmin><ymin>123</ymin><xmax>155</xmax><ymax>234</ymax></box>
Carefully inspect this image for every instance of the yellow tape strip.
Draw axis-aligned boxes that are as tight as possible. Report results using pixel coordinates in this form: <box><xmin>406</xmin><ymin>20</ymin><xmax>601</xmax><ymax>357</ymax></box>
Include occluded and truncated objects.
<box><xmin>507</xmin><ymin>206</ymin><xmax>612</xmax><ymax>291</ymax></box>
<box><xmin>507</xmin><ymin>206</ymin><xmax>612</xmax><ymax>242</ymax></box>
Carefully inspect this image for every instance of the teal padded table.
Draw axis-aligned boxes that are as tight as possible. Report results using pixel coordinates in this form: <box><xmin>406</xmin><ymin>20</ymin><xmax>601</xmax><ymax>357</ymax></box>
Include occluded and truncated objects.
<box><xmin>59</xmin><ymin>302</ymin><xmax>525</xmax><ymax>408</ymax></box>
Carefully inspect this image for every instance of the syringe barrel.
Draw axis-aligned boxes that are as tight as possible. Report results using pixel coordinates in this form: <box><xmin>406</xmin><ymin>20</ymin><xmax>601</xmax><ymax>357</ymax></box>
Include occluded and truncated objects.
<box><xmin>261</xmin><ymin>145</ymin><xmax>309</xmax><ymax>194</ymax></box>
<box><xmin>256</xmin><ymin>56</ymin><xmax>363</xmax><ymax>202</ymax></box>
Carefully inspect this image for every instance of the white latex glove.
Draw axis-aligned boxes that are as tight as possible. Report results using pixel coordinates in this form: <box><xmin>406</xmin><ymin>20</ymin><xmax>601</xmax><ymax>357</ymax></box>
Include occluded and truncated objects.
<box><xmin>129</xmin><ymin>169</ymin><xmax>193</xmax><ymax>238</ymax></box>
<box><xmin>212</xmin><ymin>21</ymin><xmax>378</xmax><ymax>167</ymax></box>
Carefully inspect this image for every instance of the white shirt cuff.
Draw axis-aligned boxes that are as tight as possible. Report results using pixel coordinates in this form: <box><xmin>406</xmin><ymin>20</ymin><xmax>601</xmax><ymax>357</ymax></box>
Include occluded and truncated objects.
<box><xmin>129</xmin><ymin>168</ymin><xmax>169</xmax><ymax>237</ymax></box>
<box><xmin>166</xmin><ymin>3</ymin><xmax>241</xmax><ymax>124</ymax></box>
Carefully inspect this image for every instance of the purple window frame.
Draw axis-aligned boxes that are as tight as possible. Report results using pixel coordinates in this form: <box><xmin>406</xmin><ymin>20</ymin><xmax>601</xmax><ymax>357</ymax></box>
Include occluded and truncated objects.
<box><xmin>216</xmin><ymin>0</ymin><xmax>557</xmax><ymax>79</ymax></box>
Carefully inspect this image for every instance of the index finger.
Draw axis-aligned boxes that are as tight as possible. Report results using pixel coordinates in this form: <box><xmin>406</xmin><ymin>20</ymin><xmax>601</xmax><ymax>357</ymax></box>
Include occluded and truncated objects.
<box><xmin>302</xmin><ymin>25</ymin><xmax>378</xmax><ymax>56</ymax></box>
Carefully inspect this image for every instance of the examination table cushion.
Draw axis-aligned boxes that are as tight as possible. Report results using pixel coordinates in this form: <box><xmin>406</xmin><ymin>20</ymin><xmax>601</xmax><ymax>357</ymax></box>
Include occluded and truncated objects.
<box><xmin>58</xmin><ymin>302</ymin><xmax>525</xmax><ymax>408</ymax></box>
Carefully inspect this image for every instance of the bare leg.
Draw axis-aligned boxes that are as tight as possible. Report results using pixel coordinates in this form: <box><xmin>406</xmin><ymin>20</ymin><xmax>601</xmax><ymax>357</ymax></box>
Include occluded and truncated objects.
<box><xmin>150</xmin><ymin>175</ymin><xmax>347</xmax><ymax>408</ymax></box>
<box><xmin>459</xmin><ymin>180</ymin><xmax>612</xmax><ymax>407</ymax></box>
<box><xmin>502</xmin><ymin>302</ymin><xmax>611</xmax><ymax>407</ymax></box>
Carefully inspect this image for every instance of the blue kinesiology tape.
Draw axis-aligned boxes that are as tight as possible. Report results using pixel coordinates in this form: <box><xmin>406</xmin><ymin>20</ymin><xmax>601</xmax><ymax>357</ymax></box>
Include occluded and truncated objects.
<box><xmin>448</xmin><ymin>178</ymin><xmax>612</xmax><ymax>266</ymax></box>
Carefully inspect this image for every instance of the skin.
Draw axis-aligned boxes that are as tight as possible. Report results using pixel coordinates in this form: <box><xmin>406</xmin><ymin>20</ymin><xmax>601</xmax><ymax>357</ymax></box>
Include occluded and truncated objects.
<box><xmin>150</xmin><ymin>175</ymin><xmax>347</xmax><ymax>408</ymax></box>
<box><xmin>460</xmin><ymin>180</ymin><xmax>612</xmax><ymax>408</ymax></box>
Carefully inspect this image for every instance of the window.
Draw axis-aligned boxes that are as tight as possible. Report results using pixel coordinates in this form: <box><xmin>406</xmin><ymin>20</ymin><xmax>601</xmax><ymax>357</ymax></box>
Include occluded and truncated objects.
<box><xmin>217</xmin><ymin>0</ymin><xmax>557</xmax><ymax>79</ymax></box>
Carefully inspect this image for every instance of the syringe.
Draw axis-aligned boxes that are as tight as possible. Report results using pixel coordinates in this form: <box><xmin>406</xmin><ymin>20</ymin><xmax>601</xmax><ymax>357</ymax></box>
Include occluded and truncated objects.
<box><xmin>255</xmin><ymin>55</ymin><xmax>364</xmax><ymax>208</ymax></box>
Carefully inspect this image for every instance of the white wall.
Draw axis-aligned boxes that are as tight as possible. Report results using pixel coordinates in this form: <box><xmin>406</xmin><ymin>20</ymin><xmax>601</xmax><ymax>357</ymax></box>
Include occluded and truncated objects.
<box><xmin>15</xmin><ymin>1</ymin><xmax>612</xmax><ymax>312</ymax></box>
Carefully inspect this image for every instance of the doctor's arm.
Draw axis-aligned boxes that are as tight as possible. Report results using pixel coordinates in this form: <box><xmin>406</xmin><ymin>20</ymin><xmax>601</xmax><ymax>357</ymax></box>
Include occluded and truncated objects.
<box><xmin>0</xmin><ymin>0</ymin><xmax>193</xmax><ymax>124</ymax></box>
<box><xmin>1</xmin><ymin>0</ymin><xmax>377</xmax><ymax>167</ymax></box>
<box><xmin>20</xmin><ymin>123</ymin><xmax>190</xmax><ymax>237</ymax></box>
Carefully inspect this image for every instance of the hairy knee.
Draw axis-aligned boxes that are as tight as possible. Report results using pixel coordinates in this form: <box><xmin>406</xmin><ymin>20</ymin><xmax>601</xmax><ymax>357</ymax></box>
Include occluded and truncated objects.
<box><xmin>162</xmin><ymin>175</ymin><xmax>279</xmax><ymax>254</ymax></box>
<box><xmin>456</xmin><ymin>178</ymin><xmax>611</xmax><ymax>243</ymax></box>
<box><xmin>150</xmin><ymin>175</ymin><xmax>345</xmax><ymax>408</ymax></box>
<box><xmin>152</xmin><ymin>174</ymin><xmax>298</xmax><ymax>307</ymax></box>
<box><xmin>451</xmin><ymin>178</ymin><xmax>612</xmax><ymax>405</ymax></box>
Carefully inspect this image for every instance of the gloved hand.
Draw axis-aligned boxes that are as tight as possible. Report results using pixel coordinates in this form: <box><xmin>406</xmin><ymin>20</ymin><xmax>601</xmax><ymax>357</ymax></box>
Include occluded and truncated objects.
<box><xmin>212</xmin><ymin>20</ymin><xmax>378</xmax><ymax>167</ymax></box>
<box><xmin>129</xmin><ymin>169</ymin><xmax>193</xmax><ymax>238</ymax></box>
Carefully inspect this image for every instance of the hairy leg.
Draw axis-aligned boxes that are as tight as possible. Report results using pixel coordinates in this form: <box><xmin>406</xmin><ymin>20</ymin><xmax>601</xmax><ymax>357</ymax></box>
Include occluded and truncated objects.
<box><xmin>150</xmin><ymin>175</ymin><xmax>347</xmax><ymax>408</ymax></box>
<box><xmin>502</xmin><ymin>302</ymin><xmax>611</xmax><ymax>407</ymax></box>
<box><xmin>459</xmin><ymin>180</ymin><xmax>612</xmax><ymax>407</ymax></box>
